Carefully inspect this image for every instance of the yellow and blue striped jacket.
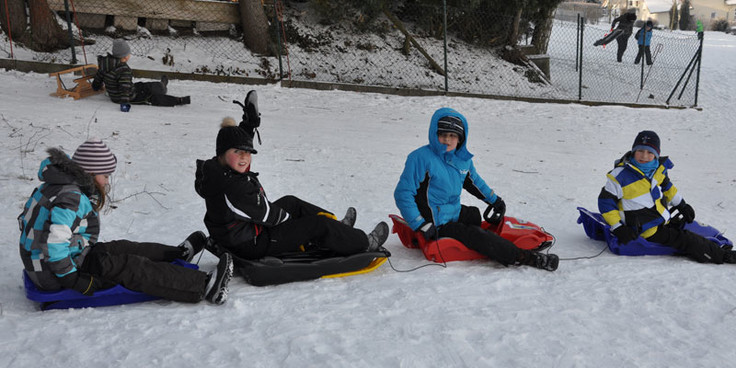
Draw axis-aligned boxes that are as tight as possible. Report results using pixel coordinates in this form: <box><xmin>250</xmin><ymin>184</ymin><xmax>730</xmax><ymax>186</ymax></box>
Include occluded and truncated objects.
<box><xmin>598</xmin><ymin>153</ymin><xmax>683</xmax><ymax>238</ymax></box>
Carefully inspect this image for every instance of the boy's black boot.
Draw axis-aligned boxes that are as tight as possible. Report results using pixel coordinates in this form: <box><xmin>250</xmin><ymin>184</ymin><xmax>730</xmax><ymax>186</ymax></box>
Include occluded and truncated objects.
<box><xmin>723</xmin><ymin>250</ymin><xmax>736</xmax><ymax>264</ymax></box>
<box><xmin>341</xmin><ymin>207</ymin><xmax>357</xmax><ymax>227</ymax></box>
<box><xmin>366</xmin><ymin>222</ymin><xmax>389</xmax><ymax>252</ymax></box>
<box><xmin>204</xmin><ymin>253</ymin><xmax>234</xmax><ymax>305</ymax></box>
<box><xmin>177</xmin><ymin>96</ymin><xmax>191</xmax><ymax>105</ymax></box>
<box><xmin>179</xmin><ymin>231</ymin><xmax>207</xmax><ymax>262</ymax></box>
<box><xmin>518</xmin><ymin>250</ymin><xmax>559</xmax><ymax>271</ymax></box>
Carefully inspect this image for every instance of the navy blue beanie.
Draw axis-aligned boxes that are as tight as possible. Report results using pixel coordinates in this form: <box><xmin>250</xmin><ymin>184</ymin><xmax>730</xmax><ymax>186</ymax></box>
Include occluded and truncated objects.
<box><xmin>632</xmin><ymin>130</ymin><xmax>660</xmax><ymax>157</ymax></box>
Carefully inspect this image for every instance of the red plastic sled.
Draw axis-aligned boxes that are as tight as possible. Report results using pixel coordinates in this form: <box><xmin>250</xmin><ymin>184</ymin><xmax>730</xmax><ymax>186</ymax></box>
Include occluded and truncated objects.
<box><xmin>389</xmin><ymin>214</ymin><xmax>554</xmax><ymax>263</ymax></box>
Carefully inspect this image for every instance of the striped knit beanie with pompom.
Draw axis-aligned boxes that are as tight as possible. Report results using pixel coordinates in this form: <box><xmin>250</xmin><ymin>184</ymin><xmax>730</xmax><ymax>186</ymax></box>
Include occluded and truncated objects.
<box><xmin>72</xmin><ymin>138</ymin><xmax>117</xmax><ymax>175</ymax></box>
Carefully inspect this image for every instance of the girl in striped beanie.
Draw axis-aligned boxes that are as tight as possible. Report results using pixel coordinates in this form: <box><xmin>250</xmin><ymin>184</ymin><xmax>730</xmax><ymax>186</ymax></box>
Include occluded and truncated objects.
<box><xmin>18</xmin><ymin>139</ymin><xmax>233</xmax><ymax>305</ymax></box>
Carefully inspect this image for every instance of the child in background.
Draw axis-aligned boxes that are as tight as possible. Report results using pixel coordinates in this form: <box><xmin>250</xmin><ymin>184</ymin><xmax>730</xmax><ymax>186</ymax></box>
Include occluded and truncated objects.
<box><xmin>598</xmin><ymin>130</ymin><xmax>734</xmax><ymax>264</ymax></box>
<box><xmin>19</xmin><ymin>139</ymin><xmax>233</xmax><ymax>305</ymax></box>
<box><xmin>92</xmin><ymin>39</ymin><xmax>190</xmax><ymax>111</ymax></box>
<box><xmin>634</xmin><ymin>20</ymin><xmax>654</xmax><ymax>65</ymax></box>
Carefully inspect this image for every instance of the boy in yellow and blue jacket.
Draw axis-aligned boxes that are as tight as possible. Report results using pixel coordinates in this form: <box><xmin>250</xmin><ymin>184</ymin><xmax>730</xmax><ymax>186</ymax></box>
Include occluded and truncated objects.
<box><xmin>598</xmin><ymin>130</ymin><xmax>734</xmax><ymax>263</ymax></box>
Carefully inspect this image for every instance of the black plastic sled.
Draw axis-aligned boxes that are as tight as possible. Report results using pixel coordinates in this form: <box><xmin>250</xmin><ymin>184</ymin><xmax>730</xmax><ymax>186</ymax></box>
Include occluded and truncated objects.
<box><xmin>206</xmin><ymin>240</ymin><xmax>390</xmax><ymax>286</ymax></box>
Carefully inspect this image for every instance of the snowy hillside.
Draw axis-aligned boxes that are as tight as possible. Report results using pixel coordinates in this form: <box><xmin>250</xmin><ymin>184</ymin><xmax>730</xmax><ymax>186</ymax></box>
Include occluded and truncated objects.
<box><xmin>0</xmin><ymin>31</ymin><xmax>735</xmax><ymax>367</ymax></box>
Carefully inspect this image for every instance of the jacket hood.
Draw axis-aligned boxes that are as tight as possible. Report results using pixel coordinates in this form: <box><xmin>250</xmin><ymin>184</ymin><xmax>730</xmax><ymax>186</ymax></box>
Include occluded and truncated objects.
<box><xmin>38</xmin><ymin>147</ymin><xmax>97</xmax><ymax>195</ymax></box>
<box><xmin>614</xmin><ymin>151</ymin><xmax>673</xmax><ymax>171</ymax></box>
<box><xmin>428</xmin><ymin>107</ymin><xmax>473</xmax><ymax>161</ymax></box>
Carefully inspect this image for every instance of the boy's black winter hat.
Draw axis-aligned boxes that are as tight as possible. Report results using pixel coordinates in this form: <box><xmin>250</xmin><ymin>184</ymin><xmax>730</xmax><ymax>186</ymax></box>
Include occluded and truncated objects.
<box><xmin>216</xmin><ymin>126</ymin><xmax>257</xmax><ymax>156</ymax></box>
<box><xmin>437</xmin><ymin>115</ymin><xmax>465</xmax><ymax>142</ymax></box>
<box><xmin>632</xmin><ymin>130</ymin><xmax>660</xmax><ymax>156</ymax></box>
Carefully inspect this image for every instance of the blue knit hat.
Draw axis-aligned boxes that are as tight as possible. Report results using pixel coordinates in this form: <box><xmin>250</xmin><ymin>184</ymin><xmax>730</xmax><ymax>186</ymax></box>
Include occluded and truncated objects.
<box><xmin>632</xmin><ymin>130</ymin><xmax>660</xmax><ymax>157</ymax></box>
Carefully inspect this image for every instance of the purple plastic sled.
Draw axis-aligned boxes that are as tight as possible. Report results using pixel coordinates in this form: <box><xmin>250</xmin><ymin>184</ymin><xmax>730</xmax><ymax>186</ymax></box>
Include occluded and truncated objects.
<box><xmin>23</xmin><ymin>259</ymin><xmax>198</xmax><ymax>311</ymax></box>
<box><xmin>576</xmin><ymin>207</ymin><xmax>733</xmax><ymax>256</ymax></box>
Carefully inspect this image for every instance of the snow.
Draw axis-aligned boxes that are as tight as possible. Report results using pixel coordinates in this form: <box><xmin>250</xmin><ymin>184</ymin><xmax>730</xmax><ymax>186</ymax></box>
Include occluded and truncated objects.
<box><xmin>1</xmin><ymin>27</ymin><xmax>736</xmax><ymax>367</ymax></box>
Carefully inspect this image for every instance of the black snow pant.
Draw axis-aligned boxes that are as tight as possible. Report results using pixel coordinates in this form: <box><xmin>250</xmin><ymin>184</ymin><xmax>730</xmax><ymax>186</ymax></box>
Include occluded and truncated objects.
<box><xmin>80</xmin><ymin>240</ymin><xmax>208</xmax><ymax>303</ymax></box>
<box><xmin>646</xmin><ymin>223</ymin><xmax>726</xmax><ymax>264</ymax></box>
<box><xmin>256</xmin><ymin>195</ymin><xmax>369</xmax><ymax>258</ymax></box>
<box><xmin>131</xmin><ymin>81</ymin><xmax>183</xmax><ymax>106</ymax></box>
<box><xmin>634</xmin><ymin>45</ymin><xmax>653</xmax><ymax>65</ymax></box>
<box><xmin>595</xmin><ymin>28</ymin><xmax>622</xmax><ymax>46</ymax></box>
<box><xmin>437</xmin><ymin>206</ymin><xmax>521</xmax><ymax>266</ymax></box>
<box><xmin>615</xmin><ymin>33</ymin><xmax>631</xmax><ymax>62</ymax></box>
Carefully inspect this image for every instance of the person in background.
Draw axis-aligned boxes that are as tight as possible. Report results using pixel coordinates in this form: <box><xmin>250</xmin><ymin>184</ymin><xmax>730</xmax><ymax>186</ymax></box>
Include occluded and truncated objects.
<box><xmin>593</xmin><ymin>11</ymin><xmax>638</xmax><ymax>62</ymax></box>
<box><xmin>634</xmin><ymin>20</ymin><xmax>654</xmax><ymax>66</ymax></box>
<box><xmin>92</xmin><ymin>39</ymin><xmax>190</xmax><ymax>112</ymax></box>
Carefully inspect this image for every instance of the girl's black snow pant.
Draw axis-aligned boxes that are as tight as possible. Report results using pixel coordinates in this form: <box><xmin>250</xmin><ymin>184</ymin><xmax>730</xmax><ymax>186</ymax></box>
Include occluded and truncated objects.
<box><xmin>437</xmin><ymin>205</ymin><xmax>521</xmax><ymax>266</ymax></box>
<box><xmin>646</xmin><ymin>224</ymin><xmax>726</xmax><ymax>264</ymax></box>
<box><xmin>256</xmin><ymin>195</ymin><xmax>369</xmax><ymax>257</ymax></box>
<box><xmin>81</xmin><ymin>240</ymin><xmax>208</xmax><ymax>303</ymax></box>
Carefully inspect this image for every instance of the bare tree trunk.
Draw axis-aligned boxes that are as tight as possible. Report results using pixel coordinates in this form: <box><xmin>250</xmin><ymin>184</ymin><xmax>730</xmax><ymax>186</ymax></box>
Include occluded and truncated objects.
<box><xmin>531</xmin><ymin>8</ymin><xmax>555</xmax><ymax>55</ymax></box>
<box><xmin>0</xmin><ymin>0</ymin><xmax>27</xmax><ymax>40</ymax></box>
<box><xmin>508</xmin><ymin>7</ymin><xmax>522</xmax><ymax>46</ymax></box>
<box><xmin>28</xmin><ymin>0</ymin><xmax>71</xmax><ymax>51</ymax></box>
<box><xmin>239</xmin><ymin>0</ymin><xmax>270</xmax><ymax>55</ymax></box>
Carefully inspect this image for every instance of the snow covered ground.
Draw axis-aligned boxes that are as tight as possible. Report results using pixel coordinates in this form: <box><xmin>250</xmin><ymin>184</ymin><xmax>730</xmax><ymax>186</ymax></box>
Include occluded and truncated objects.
<box><xmin>0</xmin><ymin>29</ymin><xmax>735</xmax><ymax>367</ymax></box>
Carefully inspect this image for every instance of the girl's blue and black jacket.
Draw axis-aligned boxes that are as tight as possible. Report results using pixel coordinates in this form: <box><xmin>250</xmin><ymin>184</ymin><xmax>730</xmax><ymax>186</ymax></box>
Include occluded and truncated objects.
<box><xmin>18</xmin><ymin>148</ymin><xmax>100</xmax><ymax>290</ymax></box>
<box><xmin>394</xmin><ymin>107</ymin><xmax>498</xmax><ymax>231</ymax></box>
<box><xmin>598</xmin><ymin>152</ymin><xmax>683</xmax><ymax>239</ymax></box>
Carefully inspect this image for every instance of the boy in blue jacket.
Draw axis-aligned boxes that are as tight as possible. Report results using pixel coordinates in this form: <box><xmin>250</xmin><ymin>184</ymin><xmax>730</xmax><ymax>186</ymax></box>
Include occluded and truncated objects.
<box><xmin>394</xmin><ymin>108</ymin><xmax>558</xmax><ymax>271</ymax></box>
<box><xmin>634</xmin><ymin>20</ymin><xmax>654</xmax><ymax>65</ymax></box>
<box><xmin>598</xmin><ymin>130</ymin><xmax>734</xmax><ymax>263</ymax></box>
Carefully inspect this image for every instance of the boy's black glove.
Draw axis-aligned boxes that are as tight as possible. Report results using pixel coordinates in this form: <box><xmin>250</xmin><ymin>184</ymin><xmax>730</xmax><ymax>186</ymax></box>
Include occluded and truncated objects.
<box><xmin>484</xmin><ymin>197</ymin><xmax>506</xmax><ymax>224</ymax></box>
<box><xmin>676</xmin><ymin>200</ymin><xmax>695</xmax><ymax>223</ymax></box>
<box><xmin>58</xmin><ymin>272</ymin><xmax>112</xmax><ymax>296</ymax></box>
<box><xmin>418</xmin><ymin>221</ymin><xmax>437</xmax><ymax>241</ymax></box>
<box><xmin>612</xmin><ymin>225</ymin><xmax>638</xmax><ymax>244</ymax></box>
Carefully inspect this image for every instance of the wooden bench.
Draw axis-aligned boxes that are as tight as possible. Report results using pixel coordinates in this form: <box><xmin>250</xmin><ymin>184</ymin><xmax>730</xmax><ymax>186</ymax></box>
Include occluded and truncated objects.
<box><xmin>49</xmin><ymin>64</ymin><xmax>104</xmax><ymax>100</ymax></box>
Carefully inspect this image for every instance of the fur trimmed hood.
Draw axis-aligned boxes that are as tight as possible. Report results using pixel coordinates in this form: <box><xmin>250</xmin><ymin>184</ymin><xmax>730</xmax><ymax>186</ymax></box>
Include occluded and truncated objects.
<box><xmin>38</xmin><ymin>148</ymin><xmax>97</xmax><ymax>196</ymax></box>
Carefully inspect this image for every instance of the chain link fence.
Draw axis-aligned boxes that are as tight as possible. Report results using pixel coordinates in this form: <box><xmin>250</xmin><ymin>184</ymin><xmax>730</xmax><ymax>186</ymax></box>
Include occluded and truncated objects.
<box><xmin>0</xmin><ymin>1</ymin><xmax>703</xmax><ymax>107</ymax></box>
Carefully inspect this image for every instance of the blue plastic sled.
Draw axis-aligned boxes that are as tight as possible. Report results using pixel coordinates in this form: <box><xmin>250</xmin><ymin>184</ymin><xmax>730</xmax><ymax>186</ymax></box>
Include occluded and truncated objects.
<box><xmin>23</xmin><ymin>259</ymin><xmax>198</xmax><ymax>311</ymax></box>
<box><xmin>577</xmin><ymin>207</ymin><xmax>733</xmax><ymax>256</ymax></box>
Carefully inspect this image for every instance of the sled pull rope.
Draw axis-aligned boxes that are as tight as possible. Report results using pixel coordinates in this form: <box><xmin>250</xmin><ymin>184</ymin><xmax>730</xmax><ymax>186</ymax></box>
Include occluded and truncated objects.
<box><xmin>387</xmin><ymin>210</ymin><xmax>448</xmax><ymax>273</ymax></box>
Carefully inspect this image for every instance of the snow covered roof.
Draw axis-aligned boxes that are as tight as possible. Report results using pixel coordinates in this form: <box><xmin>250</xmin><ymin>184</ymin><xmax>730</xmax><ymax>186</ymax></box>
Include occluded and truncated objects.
<box><xmin>726</xmin><ymin>0</ymin><xmax>736</xmax><ymax>5</ymax></box>
<box><xmin>645</xmin><ymin>0</ymin><xmax>676</xmax><ymax>13</ymax></box>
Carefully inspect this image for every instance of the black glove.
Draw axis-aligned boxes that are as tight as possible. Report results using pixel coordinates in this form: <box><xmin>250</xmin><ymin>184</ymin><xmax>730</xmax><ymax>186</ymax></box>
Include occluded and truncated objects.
<box><xmin>612</xmin><ymin>225</ymin><xmax>638</xmax><ymax>245</ymax></box>
<box><xmin>120</xmin><ymin>103</ymin><xmax>131</xmax><ymax>112</ymax></box>
<box><xmin>676</xmin><ymin>200</ymin><xmax>695</xmax><ymax>223</ymax></box>
<box><xmin>418</xmin><ymin>221</ymin><xmax>437</xmax><ymax>241</ymax></box>
<box><xmin>58</xmin><ymin>272</ymin><xmax>111</xmax><ymax>296</ymax></box>
<box><xmin>484</xmin><ymin>197</ymin><xmax>506</xmax><ymax>224</ymax></box>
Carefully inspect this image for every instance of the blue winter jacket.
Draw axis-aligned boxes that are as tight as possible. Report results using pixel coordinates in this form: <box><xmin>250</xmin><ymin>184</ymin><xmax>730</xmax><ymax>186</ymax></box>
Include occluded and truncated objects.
<box><xmin>636</xmin><ymin>27</ymin><xmax>652</xmax><ymax>46</ymax></box>
<box><xmin>394</xmin><ymin>108</ymin><xmax>497</xmax><ymax>230</ymax></box>
<box><xmin>18</xmin><ymin>148</ymin><xmax>100</xmax><ymax>290</ymax></box>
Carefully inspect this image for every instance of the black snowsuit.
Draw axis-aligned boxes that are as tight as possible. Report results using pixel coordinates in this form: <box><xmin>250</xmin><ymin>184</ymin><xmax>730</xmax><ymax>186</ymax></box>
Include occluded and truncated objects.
<box><xmin>194</xmin><ymin>158</ymin><xmax>369</xmax><ymax>260</ymax></box>
<box><xmin>594</xmin><ymin>13</ymin><xmax>638</xmax><ymax>62</ymax></box>
<box><xmin>18</xmin><ymin>148</ymin><xmax>209</xmax><ymax>302</ymax></box>
<box><xmin>92</xmin><ymin>54</ymin><xmax>187</xmax><ymax>107</ymax></box>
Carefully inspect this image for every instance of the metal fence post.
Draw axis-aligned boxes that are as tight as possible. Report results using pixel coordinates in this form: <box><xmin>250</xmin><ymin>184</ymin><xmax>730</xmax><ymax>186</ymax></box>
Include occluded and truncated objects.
<box><xmin>63</xmin><ymin>0</ymin><xmax>77</xmax><ymax>64</ymax></box>
<box><xmin>578</xmin><ymin>17</ymin><xmax>584</xmax><ymax>100</ymax></box>
<box><xmin>576</xmin><ymin>14</ymin><xmax>580</xmax><ymax>72</ymax></box>
<box><xmin>694</xmin><ymin>31</ymin><xmax>703</xmax><ymax>107</ymax></box>
<box><xmin>443</xmin><ymin>0</ymin><xmax>448</xmax><ymax>92</ymax></box>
